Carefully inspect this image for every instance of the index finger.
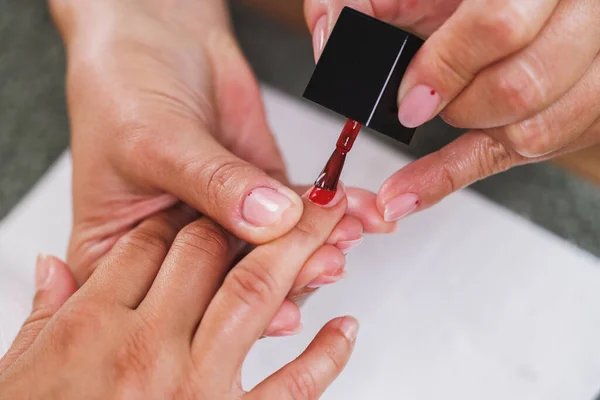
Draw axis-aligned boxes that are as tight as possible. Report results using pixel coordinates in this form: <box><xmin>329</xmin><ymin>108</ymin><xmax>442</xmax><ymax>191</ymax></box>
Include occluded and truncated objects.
<box><xmin>192</xmin><ymin>185</ymin><xmax>347</xmax><ymax>375</ymax></box>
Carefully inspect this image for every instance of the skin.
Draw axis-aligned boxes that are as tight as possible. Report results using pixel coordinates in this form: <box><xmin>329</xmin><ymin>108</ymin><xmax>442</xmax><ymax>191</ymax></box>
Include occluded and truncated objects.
<box><xmin>305</xmin><ymin>0</ymin><xmax>600</xmax><ymax>219</ymax></box>
<box><xmin>48</xmin><ymin>0</ymin><xmax>395</xmax><ymax>290</ymax></box>
<box><xmin>0</xmin><ymin>192</ymin><xmax>359</xmax><ymax>399</ymax></box>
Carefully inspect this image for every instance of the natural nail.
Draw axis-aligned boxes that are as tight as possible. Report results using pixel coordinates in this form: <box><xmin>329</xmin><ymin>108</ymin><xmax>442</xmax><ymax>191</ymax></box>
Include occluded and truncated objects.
<box><xmin>243</xmin><ymin>187</ymin><xmax>293</xmax><ymax>227</ymax></box>
<box><xmin>384</xmin><ymin>193</ymin><xmax>420</xmax><ymax>222</ymax></box>
<box><xmin>336</xmin><ymin>237</ymin><xmax>363</xmax><ymax>255</ymax></box>
<box><xmin>307</xmin><ymin>269</ymin><xmax>346</xmax><ymax>289</ymax></box>
<box><xmin>398</xmin><ymin>84</ymin><xmax>441</xmax><ymax>128</ymax></box>
<box><xmin>338</xmin><ymin>316</ymin><xmax>359</xmax><ymax>342</ymax></box>
<box><xmin>35</xmin><ymin>253</ymin><xmax>55</xmax><ymax>291</ymax></box>
<box><xmin>313</xmin><ymin>16</ymin><xmax>327</xmax><ymax>61</ymax></box>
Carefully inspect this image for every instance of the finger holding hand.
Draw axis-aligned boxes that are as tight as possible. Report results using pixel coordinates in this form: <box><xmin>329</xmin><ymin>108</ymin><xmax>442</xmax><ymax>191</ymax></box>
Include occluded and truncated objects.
<box><xmin>249</xmin><ymin>316</ymin><xmax>359</xmax><ymax>400</ymax></box>
<box><xmin>193</xmin><ymin>184</ymin><xmax>348</xmax><ymax>378</ymax></box>
<box><xmin>397</xmin><ymin>0</ymin><xmax>559</xmax><ymax>129</ymax></box>
<box><xmin>443</xmin><ymin>0</ymin><xmax>600</xmax><ymax>129</ymax></box>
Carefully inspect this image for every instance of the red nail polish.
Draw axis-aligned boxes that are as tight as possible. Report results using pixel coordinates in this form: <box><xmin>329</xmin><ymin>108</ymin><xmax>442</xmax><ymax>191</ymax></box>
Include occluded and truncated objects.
<box><xmin>309</xmin><ymin>119</ymin><xmax>361</xmax><ymax>205</ymax></box>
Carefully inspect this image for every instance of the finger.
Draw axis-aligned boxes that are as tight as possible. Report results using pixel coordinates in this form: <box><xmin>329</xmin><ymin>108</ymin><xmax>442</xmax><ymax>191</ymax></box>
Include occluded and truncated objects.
<box><xmin>397</xmin><ymin>0</ymin><xmax>559</xmax><ymax>128</ymax></box>
<box><xmin>326</xmin><ymin>216</ymin><xmax>364</xmax><ymax>249</ymax></box>
<box><xmin>249</xmin><ymin>316</ymin><xmax>358</xmax><ymax>400</ymax></box>
<box><xmin>122</xmin><ymin>122</ymin><xmax>303</xmax><ymax>246</ymax></box>
<box><xmin>377</xmin><ymin>131</ymin><xmax>524</xmax><ymax>219</ymax></box>
<box><xmin>444</xmin><ymin>0</ymin><xmax>600</xmax><ymax>129</ymax></box>
<box><xmin>345</xmin><ymin>187</ymin><xmax>396</xmax><ymax>233</ymax></box>
<box><xmin>488</xmin><ymin>54</ymin><xmax>600</xmax><ymax>158</ymax></box>
<box><xmin>193</xmin><ymin>185</ymin><xmax>347</xmax><ymax>373</ymax></box>
<box><xmin>290</xmin><ymin>245</ymin><xmax>346</xmax><ymax>299</ymax></box>
<box><xmin>263</xmin><ymin>299</ymin><xmax>302</xmax><ymax>337</ymax></box>
<box><xmin>0</xmin><ymin>255</ymin><xmax>77</xmax><ymax>374</ymax></box>
<box><xmin>295</xmin><ymin>185</ymin><xmax>396</xmax><ymax>233</ymax></box>
<box><xmin>85</xmin><ymin>204</ymin><xmax>197</xmax><ymax>308</ymax></box>
<box><xmin>138</xmin><ymin>218</ymin><xmax>240</xmax><ymax>337</ymax></box>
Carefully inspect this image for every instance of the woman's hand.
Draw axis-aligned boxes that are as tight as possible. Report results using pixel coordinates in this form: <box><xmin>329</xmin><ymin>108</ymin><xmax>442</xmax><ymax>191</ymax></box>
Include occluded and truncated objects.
<box><xmin>305</xmin><ymin>0</ymin><xmax>600</xmax><ymax>221</ymax></box>
<box><xmin>0</xmin><ymin>191</ymin><xmax>358</xmax><ymax>399</ymax></box>
<box><xmin>49</xmin><ymin>0</ymin><xmax>394</xmax><ymax>285</ymax></box>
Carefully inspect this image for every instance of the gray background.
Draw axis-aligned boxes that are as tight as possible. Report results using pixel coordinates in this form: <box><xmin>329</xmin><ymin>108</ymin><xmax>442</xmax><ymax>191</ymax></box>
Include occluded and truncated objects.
<box><xmin>0</xmin><ymin>1</ymin><xmax>599</xmax><ymax>258</ymax></box>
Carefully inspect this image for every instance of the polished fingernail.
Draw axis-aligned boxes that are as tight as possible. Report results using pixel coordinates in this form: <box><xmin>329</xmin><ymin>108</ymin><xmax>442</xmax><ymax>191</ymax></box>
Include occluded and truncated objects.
<box><xmin>270</xmin><ymin>324</ymin><xmax>304</xmax><ymax>337</ymax></box>
<box><xmin>336</xmin><ymin>237</ymin><xmax>364</xmax><ymax>255</ymax></box>
<box><xmin>243</xmin><ymin>187</ymin><xmax>293</xmax><ymax>227</ymax></box>
<box><xmin>313</xmin><ymin>16</ymin><xmax>327</xmax><ymax>61</ymax></box>
<box><xmin>384</xmin><ymin>193</ymin><xmax>420</xmax><ymax>222</ymax></box>
<box><xmin>338</xmin><ymin>316</ymin><xmax>359</xmax><ymax>342</ymax></box>
<box><xmin>307</xmin><ymin>181</ymin><xmax>346</xmax><ymax>207</ymax></box>
<box><xmin>307</xmin><ymin>269</ymin><xmax>346</xmax><ymax>289</ymax></box>
<box><xmin>35</xmin><ymin>253</ymin><xmax>55</xmax><ymax>291</ymax></box>
<box><xmin>398</xmin><ymin>85</ymin><xmax>441</xmax><ymax>128</ymax></box>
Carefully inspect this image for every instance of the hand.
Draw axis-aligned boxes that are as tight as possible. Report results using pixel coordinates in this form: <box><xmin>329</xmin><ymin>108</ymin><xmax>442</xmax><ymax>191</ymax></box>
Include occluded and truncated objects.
<box><xmin>305</xmin><ymin>0</ymin><xmax>600</xmax><ymax>221</ymax></box>
<box><xmin>0</xmin><ymin>192</ymin><xmax>358</xmax><ymax>399</ymax></box>
<box><xmin>49</xmin><ymin>0</ymin><xmax>395</xmax><ymax>286</ymax></box>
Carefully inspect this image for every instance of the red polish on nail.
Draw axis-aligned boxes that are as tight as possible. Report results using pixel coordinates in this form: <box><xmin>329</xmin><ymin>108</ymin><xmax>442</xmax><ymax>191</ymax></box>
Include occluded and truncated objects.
<box><xmin>309</xmin><ymin>119</ymin><xmax>361</xmax><ymax>205</ymax></box>
<box><xmin>430</xmin><ymin>90</ymin><xmax>436</xmax><ymax>96</ymax></box>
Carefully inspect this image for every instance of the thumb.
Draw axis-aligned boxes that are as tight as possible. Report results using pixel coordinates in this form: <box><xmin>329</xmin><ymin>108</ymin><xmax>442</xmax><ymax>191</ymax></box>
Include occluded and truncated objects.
<box><xmin>0</xmin><ymin>255</ymin><xmax>78</xmax><ymax>374</ymax></box>
<box><xmin>141</xmin><ymin>128</ymin><xmax>304</xmax><ymax>245</ymax></box>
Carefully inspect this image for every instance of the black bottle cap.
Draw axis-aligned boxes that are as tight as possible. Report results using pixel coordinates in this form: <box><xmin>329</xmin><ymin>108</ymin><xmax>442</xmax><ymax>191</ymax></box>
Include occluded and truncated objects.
<box><xmin>303</xmin><ymin>7</ymin><xmax>423</xmax><ymax>145</ymax></box>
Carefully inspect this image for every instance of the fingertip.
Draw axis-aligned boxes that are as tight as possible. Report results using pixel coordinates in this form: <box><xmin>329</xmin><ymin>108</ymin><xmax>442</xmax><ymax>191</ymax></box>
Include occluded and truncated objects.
<box><xmin>264</xmin><ymin>299</ymin><xmax>302</xmax><ymax>337</ymax></box>
<box><xmin>345</xmin><ymin>188</ymin><xmax>397</xmax><ymax>233</ymax></box>
<box><xmin>335</xmin><ymin>315</ymin><xmax>359</xmax><ymax>343</ymax></box>
<box><xmin>33</xmin><ymin>254</ymin><xmax>77</xmax><ymax>309</ymax></box>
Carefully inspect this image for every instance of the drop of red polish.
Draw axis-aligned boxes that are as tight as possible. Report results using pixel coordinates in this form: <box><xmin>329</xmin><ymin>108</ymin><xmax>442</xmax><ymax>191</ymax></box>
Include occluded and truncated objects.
<box><xmin>430</xmin><ymin>90</ymin><xmax>436</xmax><ymax>96</ymax></box>
<box><xmin>309</xmin><ymin>119</ymin><xmax>362</xmax><ymax>205</ymax></box>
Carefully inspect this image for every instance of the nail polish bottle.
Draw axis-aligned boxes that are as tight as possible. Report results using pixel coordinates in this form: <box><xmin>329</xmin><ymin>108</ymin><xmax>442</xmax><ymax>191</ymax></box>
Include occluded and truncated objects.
<box><xmin>303</xmin><ymin>7</ymin><xmax>424</xmax><ymax>145</ymax></box>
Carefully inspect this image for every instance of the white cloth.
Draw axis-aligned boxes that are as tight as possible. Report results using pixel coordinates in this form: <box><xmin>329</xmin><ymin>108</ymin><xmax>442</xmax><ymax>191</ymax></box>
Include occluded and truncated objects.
<box><xmin>0</xmin><ymin>86</ymin><xmax>599</xmax><ymax>400</ymax></box>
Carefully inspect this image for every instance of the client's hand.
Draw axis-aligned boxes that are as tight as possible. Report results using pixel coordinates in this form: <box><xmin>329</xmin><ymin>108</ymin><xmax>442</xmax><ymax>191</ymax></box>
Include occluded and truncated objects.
<box><xmin>0</xmin><ymin>191</ymin><xmax>357</xmax><ymax>399</ymax></box>
<box><xmin>50</xmin><ymin>0</ymin><xmax>393</xmax><ymax>287</ymax></box>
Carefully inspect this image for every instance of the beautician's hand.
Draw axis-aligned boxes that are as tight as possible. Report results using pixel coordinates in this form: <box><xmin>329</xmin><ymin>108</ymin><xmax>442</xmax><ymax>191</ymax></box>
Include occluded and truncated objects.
<box><xmin>306</xmin><ymin>1</ymin><xmax>600</xmax><ymax>221</ymax></box>
<box><xmin>0</xmin><ymin>192</ymin><xmax>358</xmax><ymax>399</ymax></box>
<box><xmin>50</xmin><ymin>0</ymin><xmax>394</xmax><ymax>285</ymax></box>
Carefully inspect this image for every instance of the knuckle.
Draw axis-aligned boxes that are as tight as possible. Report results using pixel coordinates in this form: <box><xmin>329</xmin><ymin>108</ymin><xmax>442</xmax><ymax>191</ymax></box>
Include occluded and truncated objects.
<box><xmin>173</xmin><ymin>221</ymin><xmax>231</xmax><ymax>259</ymax></box>
<box><xmin>474</xmin><ymin>133</ymin><xmax>521</xmax><ymax>176</ymax></box>
<box><xmin>226</xmin><ymin>258</ymin><xmax>279</xmax><ymax>310</ymax></box>
<box><xmin>50</xmin><ymin>300</ymin><xmax>109</xmax><ymax>351</ymax></box>
<box><xmin>195</xmin><ymin>156</ymin><xmax>252</xmax><ymax>210</ymax></box>
<box><xmin>504</xmin><ymin>115</ymin><xmax>553</xmax><ymax>157</ymax></box>
<box><xmin>478</xmin><ymin>2</ymin><xmax>531</xmax><ymax>51</ymax></box>
<box><xmin>285</xmin><ymin>363</ymin><xmax>319</xmax><ymax>400</ymax></box>
<box><xmin>118</xmin><ymin>227</ymin><xmax>171</xmax><ymax>257</ymax></box>
<box><xmin>492</xmin><ymin>60</ymin><xmax>546</xmax><ymax>118</ymax></box>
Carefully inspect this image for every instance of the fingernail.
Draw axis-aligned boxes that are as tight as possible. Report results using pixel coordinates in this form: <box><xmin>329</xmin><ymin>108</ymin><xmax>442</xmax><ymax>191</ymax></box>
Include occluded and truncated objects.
<box><xmin>35</xmin><ymin>253</ymin><xmax>55</xmax><ymax>290</ymax></box>
<box><xmin>243</xmin><ymin>187</ymin><xmax>293</xmax><ymax>227</ymax></box>
<box><xmin>270</xmin><ymin>324</ymin><xmax>304</xmax><ymax>337</ymax></box>
<box><xmin>384</xmin><ymin>193</ymin><xmax>420</xmax><ymax>222</ymax></box>
<box><xmin>307</xmin><ymin>269</ymin><xmax>346</xmax><ymax>289</ymax></box>
<box><xmin>313</xmin><ymin>16</ymin><xmax>327</xmax><ymax>61</ymax></box>
<box><xmin>338</xmin><ymin>316</ymin><xmax>359</xmax><ymax>342</ymax></box>
<box><xmin>398</xmin><ymin>84</ymin><xmax>441</xmax><ymax>128</ymax></box>
<box><xmin>306</xmin><ymin>181</ymin><xmax>346</xmax><ymax>207</ymax></box>
<box><xmin>336</xmin><ymin>237</ymin><xmax>363</xmax><ymax>255</ymax></box>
